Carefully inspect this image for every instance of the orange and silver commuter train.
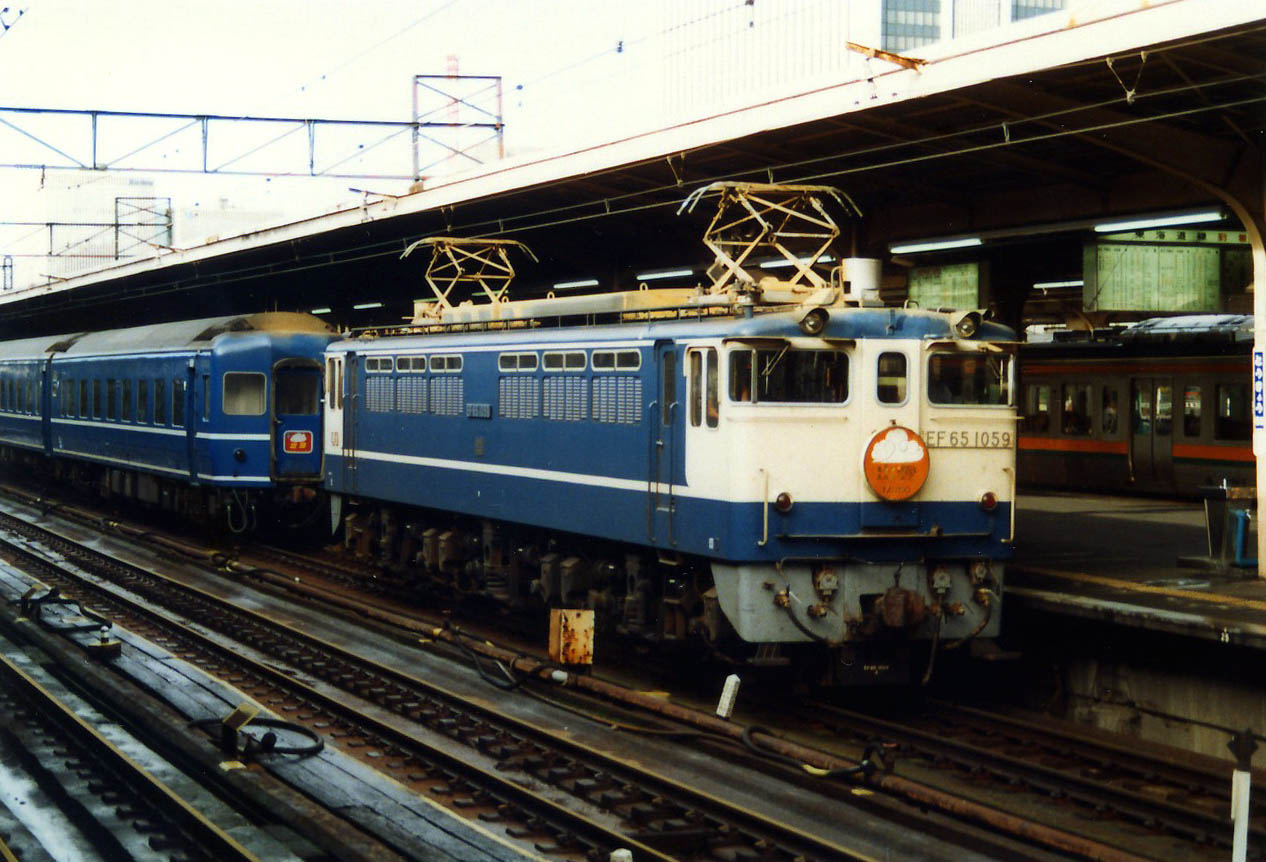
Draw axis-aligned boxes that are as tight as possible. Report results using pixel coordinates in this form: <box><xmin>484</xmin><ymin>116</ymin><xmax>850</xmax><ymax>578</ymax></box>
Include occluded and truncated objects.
<box><xmin>1018</xmin><ymin>315</ymin><xmax>1254</xmax><ymax>494</ymax></box>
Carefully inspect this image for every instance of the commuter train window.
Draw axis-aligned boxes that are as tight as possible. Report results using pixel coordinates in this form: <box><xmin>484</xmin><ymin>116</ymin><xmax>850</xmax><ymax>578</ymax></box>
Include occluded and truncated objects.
<box><xmin>431</xmin><ymin>354</ymin><xmax>463</xmax><ymax>373</ymax></box>
<box><xmin>1101</xmin><ymin>386</ymin><xmax>1120</xmax><ymax>435</ymax></box>
<box><xmin>138</xmin><ymin>379</ymin><xmax>149</xmax><ymax>424</ymax></box>
<box><xmin>276</xmin><ymin>368</ymin><xmax>320</xmax><ymax>415</ymax></box>
<box><xmin>499</xmin><ymin>352</ymin><xmax>538</xmax><ymax>372</ymax></box>
<box><xmin>1215</xmin><ymin>382</ymin><xmax>1250</xmax><ymax>441</ymax></box>
<box><xmin>106</xmin><ymin>380</ymin><xmax>118</xmax><ymax>421</ymax></box>
<box><xmin>223</xmin><ymin>372</ymin><xmax>266</xmax><ymax>416</ymax></box>
<box><xmin>154</xmin><ymin>379</ymin><xmax>167</xmax><ymax>425</ymax></box>
<box><xmin>1182</xmin><ymin>386</ymin><xmax>1202</xmax><ymax>437</ymax></box>
<box><xmin>1060</xmin><ymin>384</ymin><xmax>1091</xmax><ymax>436</ymax></box>
<box><xmin>92</xmin><ymin>380</ymin><xmax>102</xmax><ymax>419</ymax></box>
<box><xmin>172</xmin><ymin>379</ymin><xmax>186</xmax><ymax>428</ymax></box>
<box><xmin>878</xmin><ymin>352</ymin><xmax>906</xmax><ymax>404</ymax></box>
<box><xmin>543</xmin><ymin>351</ymin><xmax>585</xmax><ymax>372</ymax></box>
<box><xmin>1023</xmin><ymin>384</ymin><xmax>1050</xmax><ymax>432</ymax></box>
<box><xmin>1155</xmin><ymin>385</ymin><xmax>1173</xmax><ymax>437</ymax></box>
<box><xmin>928</xmin><ymin>353</ymin><xmax>1009</xmax><ymax>405</ymax></box>
<box><xmin>728</xmin><ymin>347</ymin><xmax>848</xmax><ymax>404</ymax></box>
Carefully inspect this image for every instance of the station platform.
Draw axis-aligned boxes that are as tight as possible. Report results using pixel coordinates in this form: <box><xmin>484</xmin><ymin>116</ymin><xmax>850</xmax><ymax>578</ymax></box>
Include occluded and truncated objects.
<box><xmin>1009</xmin><ymin>491</ymin><xmax>1266</xmax><ymax>650</ymax></box>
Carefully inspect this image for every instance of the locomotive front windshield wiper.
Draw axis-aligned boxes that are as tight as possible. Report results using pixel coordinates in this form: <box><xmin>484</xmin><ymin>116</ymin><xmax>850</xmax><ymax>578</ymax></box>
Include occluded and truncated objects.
<box><xmin>759</xmin><ymin>345</ymin><xmax>790</xmax><ymax>379</ymax></box>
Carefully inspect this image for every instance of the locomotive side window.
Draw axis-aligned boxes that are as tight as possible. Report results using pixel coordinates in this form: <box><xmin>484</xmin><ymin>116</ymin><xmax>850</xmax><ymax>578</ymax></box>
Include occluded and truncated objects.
<box><xmin>1215</xmin><ymin>383</ymin><xmax>1251</xmax><ymax>441</ymax></box>
<box><xmin>543</xmin><ymin>351</ymin><xmax>584</xmax><ymax>371</ymax></box>
<box><xmin>1182</xmin><ymin>386</ymin><xmax>1202</xmax><ymax>437</ymax></box>
<box><xmin>928</xmin><ymin>353</ymin><xmax>1009</xmax><ymax>405</ymax></box>
<box><xmin>1061</xmin><ymin>384</ymin><xmax>1091</xmax><ymax>435</ymax></box>
<box><xmin>1101</xmin><ymin>387</ymin><xmax>1120</xmax><ymax>435</ymax></box>
<box><xmin>727</xmin><ymin>348</ymin><xmax>848</xmax><ymax>403</ymax></box>
<box><xmin>1023</xmin><ymin>384</ymin><xmax>1050</xmax><ymax>432</ymax></box>
<box><xmin>878</xmin><ymin>352</ymin><xmax>906</xmax><ymax>404</ymax></box>
<box><xmin>499</xmin><ymin>352</ymin><xmax>538</xmax><ymax>372</ymax></box>
<box><xmin>223</xmin><ymin>372</ymin><xmax>267</xmax><ymax>416</ymax></box>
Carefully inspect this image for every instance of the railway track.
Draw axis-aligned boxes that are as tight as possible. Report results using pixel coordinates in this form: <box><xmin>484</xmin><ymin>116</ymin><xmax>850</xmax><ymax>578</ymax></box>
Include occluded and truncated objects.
<box><xmin>0</xmin><ymin>635</ymin><xmax>264</xmax><ymax>862</ymax></box>
<box><xmin>790</xmin><ymin>698</ymin><xmax>1258</xmax><ymax>861</ymax></box>
<box><xmin>0</xmin><ymin>503</ymin><xmax>900</xmax><ymax>862</ymax></box>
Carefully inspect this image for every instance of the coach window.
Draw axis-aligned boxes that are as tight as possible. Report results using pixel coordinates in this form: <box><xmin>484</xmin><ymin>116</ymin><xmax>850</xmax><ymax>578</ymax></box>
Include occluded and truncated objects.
<box><xmin>223</xmin><ymin>372</ymin><xmax>266</xmax><ymax>415</ymax></box>
<box><xmin>878</xmin><ymin>352</ymin><xmax>907</xmax><ymax>404</ymax></box>
<box><xmin>1182</xmin><ymin>386</ymin><xmax>1202</xmax><ymax>437</ymax></box>
<box><xmin>277</xmin><ymin>369</ymin><xmax>319</xmax><ymax>414</ymax></box>
<box><xmin>1023</xmin><ymin>385</ymin><xmax>1051</xmax><ymax>433</ymax></box>
<box><xmin>201</xmin><ymin>374</ymin><xmax>210</xmax><ymax>420</ymax></box>
<box><xmin>1215</xmin><ymin>382</ymin><xmax>1251</xmax><ymax>441</ymax></box>
<box><xmin>92</xmin><ymin>380</ymin><xmax>102</xmax><ymax>419</ymax></box>
<box><xmin>154</xmin><ymin>379</ymin><xmax>167</xmax><ymax>425</ymax></box>
<box><xmin>78</xmin><ymin>380</ymin><xmax>88</xmax><ymax>418</ymax></box>
<box><xmin>1061</xmin><ymin>384</ymin><xmax>1091</xmax><ymax>435</ymax></box>
<box><xmin>138</xmin><ymin>379</ymin><xmax>149</xmax><ymax>424</ymax></box>
<box><xmin>172</xmin><ymin>379</ymin><xmax>186</xmax><ymax>428</ymax></box>
<box><xmin>106</xmin><ymin>380</ymin><xmax>118</xmax><ymax>421</ymax></box>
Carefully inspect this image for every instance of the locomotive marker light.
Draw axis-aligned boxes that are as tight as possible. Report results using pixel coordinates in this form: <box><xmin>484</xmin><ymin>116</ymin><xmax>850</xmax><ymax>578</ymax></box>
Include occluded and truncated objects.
<box><xmin>863</xmin><ymin>427</ymin><xmax>931</xmax><ymax>501</ymax></box>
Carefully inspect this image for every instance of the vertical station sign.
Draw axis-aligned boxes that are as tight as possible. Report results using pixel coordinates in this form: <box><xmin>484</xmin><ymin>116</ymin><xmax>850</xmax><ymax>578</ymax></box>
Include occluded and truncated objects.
<box><xmin>1254</xmin><ymin>347</ymin><xmax>1265</xmax><ymax>431</ymax></box>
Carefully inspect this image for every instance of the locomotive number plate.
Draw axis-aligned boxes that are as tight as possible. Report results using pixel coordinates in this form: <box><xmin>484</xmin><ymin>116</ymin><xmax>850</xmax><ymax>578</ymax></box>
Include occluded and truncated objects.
<box><xmin>924</xmin><ymin>429</ymin><xmax>1013</xmax><ymax>449</ymax></box>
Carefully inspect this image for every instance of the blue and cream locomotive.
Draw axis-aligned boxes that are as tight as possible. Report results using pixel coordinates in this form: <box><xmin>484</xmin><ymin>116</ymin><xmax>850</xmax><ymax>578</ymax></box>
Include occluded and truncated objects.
<box><xmin>324</xmin><ymin>187</ymin><xmax>1017</xmax><ymax>681</ymax></box>
<box><xmin>0</xmin><ymin>312</ymin><xmax>335</xmax><ymax>530</ymax></box>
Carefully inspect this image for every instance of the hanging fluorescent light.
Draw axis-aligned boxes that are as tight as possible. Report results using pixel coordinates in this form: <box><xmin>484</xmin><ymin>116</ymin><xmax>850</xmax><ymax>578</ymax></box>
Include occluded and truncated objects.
<box><xmin>1032</xmin><ymin>280</ymin><xmax>1083</xmax><ymax>289</ymax></box>
<box><xmin>352</xmin><ymin>301</ymin><xmax>383</xmax><ymax>310</ymax></box>
<box><xmin>553</xmin><ymin>278</ymin><xmax>599</xmax><ymax>290</ymax></box>
<box><xmin>310</xmin><ymin>307</ymin><xmax>332</xmax><ymax>314</ymax></box>
<box><xmin>1093</xmin><ymin>209</ymin><xmax>1224</xmax><ymax>233</ymax></box>
<box><xmin>888</xmin><ymin>237</ymin><xmax>982</xmax><ymax>254</ymax></box>
<box><xmin>635</xmin><ymin>268</ymin><xmax>693</xmax><ymax>281</ymax></box>
<box><xmin>759</xmin><ymin>255</ymin><xmax>835</xmax><ymax>270</ymax></box>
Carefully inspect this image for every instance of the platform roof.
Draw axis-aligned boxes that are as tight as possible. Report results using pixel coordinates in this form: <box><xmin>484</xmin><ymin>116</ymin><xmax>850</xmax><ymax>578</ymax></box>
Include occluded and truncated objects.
<box><xmin>1</xmin><ymin>0</ymin><xmax>1261</xmax><ymax>336</ymax></box>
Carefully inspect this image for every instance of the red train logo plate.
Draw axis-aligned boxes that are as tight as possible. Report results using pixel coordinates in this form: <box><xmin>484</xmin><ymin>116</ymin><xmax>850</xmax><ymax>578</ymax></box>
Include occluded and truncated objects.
<box><xmin>863</xmin><ymin>426</ymin><xmax>930</xmax><ymax>501</ymax></box>
<box><xmin>283</xmin><ymin>430</ymin><xmax>313</xmax><ymax>453</ymax></box>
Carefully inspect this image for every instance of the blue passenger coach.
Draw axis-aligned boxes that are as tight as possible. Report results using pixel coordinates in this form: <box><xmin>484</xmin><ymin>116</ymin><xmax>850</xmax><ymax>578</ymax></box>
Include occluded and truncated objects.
<box><xmin>0</xmin><ymin>312</ymin><xmax>335</xmax><ymax>530</ymax></box>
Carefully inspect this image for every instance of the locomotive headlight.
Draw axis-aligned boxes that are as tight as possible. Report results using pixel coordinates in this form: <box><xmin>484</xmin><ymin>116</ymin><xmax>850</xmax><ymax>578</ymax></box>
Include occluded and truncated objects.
<box><xmin>978</xmin><ymin>490</ymin><xmax>997</xmax><ymax>511</ymax></box>
<box><xmin>774</xmin><ymin>492</ymin><xmax>794</xmax><ymax>513</ymax></box>
<box><xmin>952</xmin><ymin>310</ymin><xmax>981</xmax><ymax>338</ymax></box>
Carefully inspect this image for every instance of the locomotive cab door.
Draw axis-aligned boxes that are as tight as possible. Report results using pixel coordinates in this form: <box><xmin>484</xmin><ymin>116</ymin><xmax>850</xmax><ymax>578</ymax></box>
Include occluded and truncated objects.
<box><xmin>648</xmin><ymin>341</ymin><xmax>679</xmax><ymax>546</ymax></box>
<box><xmin>272</xmin><ymin>360</ymin><xmax>323</xmax><ymax>480</ymax></box>
<box><xmin>1130</xmin><ymin>377</ymin><xmax>1174</xmax><ymax>489</ymax></box>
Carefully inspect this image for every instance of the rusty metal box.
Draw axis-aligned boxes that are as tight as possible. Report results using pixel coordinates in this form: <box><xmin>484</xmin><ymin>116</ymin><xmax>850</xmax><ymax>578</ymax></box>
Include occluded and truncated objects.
<box><xmin>548</xmin><ymin>609</ymin><xmax>594</xmax><ymax>665</ymax></box>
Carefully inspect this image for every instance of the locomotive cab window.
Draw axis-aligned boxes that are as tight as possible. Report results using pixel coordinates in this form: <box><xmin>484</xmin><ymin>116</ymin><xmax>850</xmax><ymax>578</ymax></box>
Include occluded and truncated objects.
<box><xmin>223</xmin><ymin>372</ymin><xmax>266</xmax><ymax>416</ymax></box>
<box><xmin>727</xmin><ymin>347</ymin><xmax>848</xmax><ymax>403</ymax></box>
<box><xmin>877</xmin><ymin>352</ymin><xmax>906</xmax><ymax>404</ymax></box>
<box><xmin>689</xmin><ymin>348</ymin><xmax>719</xmax><ymax>428</ymax></box>
<box><xmin>928</xmin><ymin>353</ymin><xmax>1010</xmax><ymax>405</ymax></box>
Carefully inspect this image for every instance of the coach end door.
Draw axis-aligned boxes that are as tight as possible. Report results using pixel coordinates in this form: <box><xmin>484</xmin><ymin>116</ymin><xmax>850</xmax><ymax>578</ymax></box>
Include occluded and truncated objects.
<box><xmin>1130</xmin><ymin>377</ymin><xmax>1174</xmax><ymax>490</ymax></box>
<box><xmin>273</xmin><ymin>361</ymin><xmax>323</xmax><ymax>479</ymax></box>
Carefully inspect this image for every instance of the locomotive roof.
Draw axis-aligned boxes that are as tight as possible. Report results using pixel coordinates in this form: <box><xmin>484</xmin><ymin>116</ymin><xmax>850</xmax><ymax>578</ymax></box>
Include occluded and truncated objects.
<box><xmin>330</xmin><ymin>306</ymin><xmax>1014</xmax><ymax>353</ymax></box>
<box><xmin>0</xmin><ymin>312</ymin><xmax>332</xmax><ymax>360</ymax></box>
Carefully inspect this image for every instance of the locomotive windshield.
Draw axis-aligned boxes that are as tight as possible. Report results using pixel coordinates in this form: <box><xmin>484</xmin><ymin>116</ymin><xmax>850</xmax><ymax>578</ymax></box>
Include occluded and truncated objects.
<box><xmin>728</xmin><ymin>348</ymin><xmax>848</xmax><ymax>403</ymax></box>
<box><xmin>927</xmin><ymin>352</ymin><xmax>1011</xmax><ymax>406</ymax></box>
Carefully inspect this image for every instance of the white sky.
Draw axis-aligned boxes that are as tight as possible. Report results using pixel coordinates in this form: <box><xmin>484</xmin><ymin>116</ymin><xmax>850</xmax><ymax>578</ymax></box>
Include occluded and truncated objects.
<box><xmin>0</xmin><ymin>0</ymin><xmax>863</xmax><ymax>285</ymax></box>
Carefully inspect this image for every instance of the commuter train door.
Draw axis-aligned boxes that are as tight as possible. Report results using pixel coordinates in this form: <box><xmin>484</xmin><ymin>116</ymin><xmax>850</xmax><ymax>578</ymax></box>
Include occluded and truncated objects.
<box><xmin>272</xmin><ymin>360</ymin><xmax>323</xmax><ymax>479</ymax></box>
<box><xmin>648</xmin><ymin>341</ymin><xmax>679</xmax><ymax>546</ymax></box>
<box><xmin>1130</xmin><ymin>377</ymin><xmax>1174</xmax><ymax>488</ymax></box>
